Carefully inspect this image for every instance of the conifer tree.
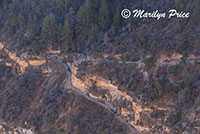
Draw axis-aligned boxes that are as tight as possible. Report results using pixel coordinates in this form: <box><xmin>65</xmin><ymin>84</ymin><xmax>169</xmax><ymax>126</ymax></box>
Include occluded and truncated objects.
<box><xmin>75</xmin><ymin>0</ymin><xmax>98</xmax><ymax>41</ymax></box>
<box><xmin>57</xmin><ymin>23</ymin><xmax>62</xmax><ymax>46</ymax></box>
<box><xmin>66</xmin><ymin>7</ymin><xmax>75</xmax><ymax>29</ymax></box>
<box><xmin>75</xmin><ymin>5</ymin><xmax>87</xmax><ymax>40</ymax></box>
<box><xmin>98</xmin><ymin>0</ymin><xmax>112</xmax><ymax>30</ymax></box>
<box><xmin>89</xmin><ymin>0</ymin><xmax>100</xmax><ymax>24</ymax></box>
<box><xmin>61</xmin><ymin>17</ymin><xmax>73</xmax><ymax>51</ymax></box>
<box><xmin>112</xmin><ymin>4</ymin><xmax>122</xmax><ymax>35</ymax></box>
<box><xmin>113</xmin><ymin>4</ymin><xmax>122</xmax><ymax>27</ymax></box>
<box><xmin>88</xmin><ymin>24</ymin><xmax>97</xmax><ymax>44</ymax></box>
<box><xmin>18</xmin><ymin>13</ymin><xmax>26</xmax><ymax>28</ymax></box>
<box><xmin>41</xmin><ymin>14</ymin><xmax>57</xmax><ymax>45</ymax></box>
<box><xmin>32</xmin><ymin>24</ymin><xmax>41</xmax><ymax>38</ymax></box>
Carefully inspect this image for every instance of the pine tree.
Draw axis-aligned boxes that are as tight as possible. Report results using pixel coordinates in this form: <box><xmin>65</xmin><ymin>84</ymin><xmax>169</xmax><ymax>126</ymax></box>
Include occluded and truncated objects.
<box><xmin>57</xmin><ymin>23</ymin><xmax>62</xmax><ymax>46</ymax></box>
<box><xmin>89</xmin><ymin>0</ymin><xmax>100</xmax><ymax>24</ymax></box>
<box><xmin>18</xmin><ymin>13</ymin><xmax>26</xmax><ymax>28</ymax></box>
<box><xmin>41</xmin><ymin>14</ymin><xmax>57</xmax><ymax>45</ymax></box>
<box><xmin>84</xmin><ymin>0</ymin><xmax>99</xmax><ymax>27</ymax></box>
<box><xmin>75</xmin><ymin>0</ymin><xmax>98</xmax><ymax>41</ymax></box>
<box><xmin>55</xmin><ymin>0</ymin><xmax>67</xmax><ymax>20</ymax></box>
<box><xmin>33</xmin><ymin>15</ymin><xmax>39</xmax><ymax>25</ymax></box>
<box><xmin>61</xmin><ymin>17</ymin><xmax>73</xmax><ymax>51</ymax></box>
<box><xmin>75</xmin><ymin>4</ymin><xmax>88</xmax><ymax>41</ymax></box>
<box><xmin>113</xmin><ymin>4</ymin><xmax>122</xmax><ymax>27</ymax></box>
<box><xmin>88</xmin><ymin>24</ymin><xmax>97</xmax><ymax>44</ymax></box>
<box><xmin>76</xmin><ymin>5</ymin><xmax>85</xmax><ymax>34</ymax></box>
<box><xmin>32</xmin><ymin>24</ymin><xmax>41</xmax><ymax>38</ymax></box>
<box><xmin>112</xmin><ymin>4</ymin><xmax>122</xmax><ymax>36</ymax></box>
<box><xmin>98</xmin><ymin>0</ymin><xmax>112</xmax><ymax>30</ymax></box>
<box><xmin>66</xmin><ymin>7</ymin><xmax>75</xmax><ymax>29</ymax></box>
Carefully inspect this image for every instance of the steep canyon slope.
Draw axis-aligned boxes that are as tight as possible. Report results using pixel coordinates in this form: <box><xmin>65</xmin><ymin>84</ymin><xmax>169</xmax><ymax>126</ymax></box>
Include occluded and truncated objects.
<box><xmin>1</xmin><ymin>42</ymin><xmax>200</xmax><ymax>133</ymax></box>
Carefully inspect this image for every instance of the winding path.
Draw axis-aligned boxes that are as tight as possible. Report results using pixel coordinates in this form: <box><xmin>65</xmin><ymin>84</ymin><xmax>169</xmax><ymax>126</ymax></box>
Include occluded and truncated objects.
<box><xmin>47</xmin><ymin>51</ymin><xmax>200</xmax><ymax>133</ymax></box>
<box><xmin>2</xmin><ymin>42</ymin><xmax>200</xmax><ymax>133</ymax></box>
<box><xmin>51</xmin><ymin>57</ymin><xmax>139</xmax><ymax>133</ymax></box>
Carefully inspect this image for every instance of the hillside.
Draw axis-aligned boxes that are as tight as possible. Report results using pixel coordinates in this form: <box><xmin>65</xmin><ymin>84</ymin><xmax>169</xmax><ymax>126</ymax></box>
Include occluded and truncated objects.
<box><xmin>0</xmin><ymin>0</ymin><xmax>200</xmax><ymax>134</ymax></box>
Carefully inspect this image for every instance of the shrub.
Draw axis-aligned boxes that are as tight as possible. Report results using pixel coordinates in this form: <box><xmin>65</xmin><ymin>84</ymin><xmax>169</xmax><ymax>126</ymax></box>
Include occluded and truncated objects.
<box><xmin>144</xmin><ymin>56</ymin><xmax>156</xmax><ymax>71</ymax></box>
